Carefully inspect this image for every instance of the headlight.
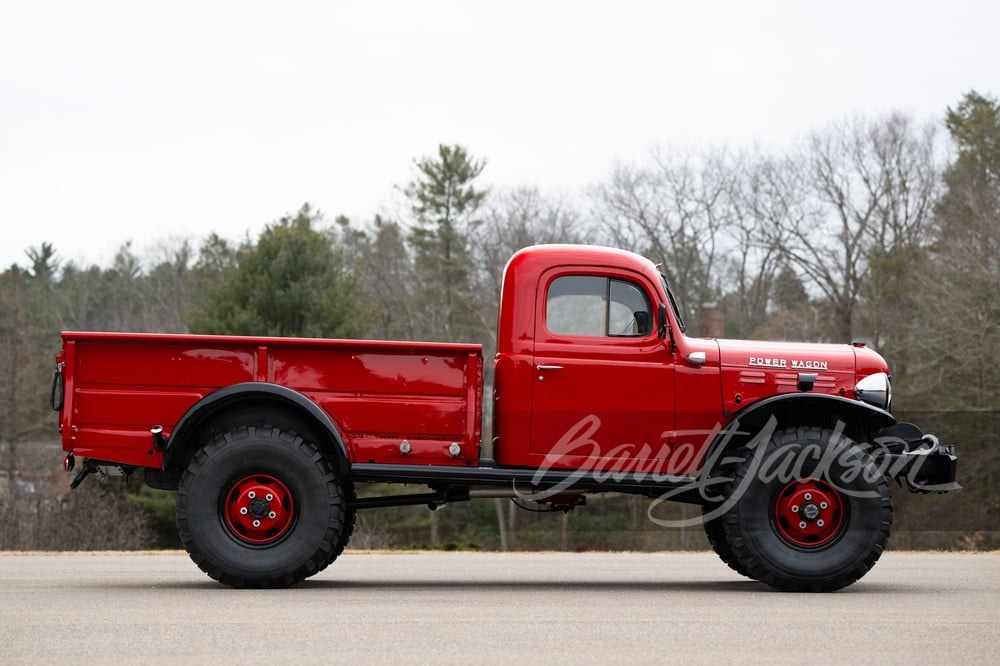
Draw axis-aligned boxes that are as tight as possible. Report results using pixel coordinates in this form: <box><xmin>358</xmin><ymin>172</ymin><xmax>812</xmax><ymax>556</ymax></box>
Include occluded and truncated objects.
<box><xmin>855</xmin><ymin>372</ymin><xmax>891</xmax><ymax>410</ymax></box>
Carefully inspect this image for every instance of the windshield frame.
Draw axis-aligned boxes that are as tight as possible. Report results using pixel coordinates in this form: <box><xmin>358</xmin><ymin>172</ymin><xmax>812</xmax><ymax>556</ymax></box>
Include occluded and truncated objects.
<box><xmin>660</xmin><ymin>274</ymin><xmax>686</xmax><ymax>333</ymax></box>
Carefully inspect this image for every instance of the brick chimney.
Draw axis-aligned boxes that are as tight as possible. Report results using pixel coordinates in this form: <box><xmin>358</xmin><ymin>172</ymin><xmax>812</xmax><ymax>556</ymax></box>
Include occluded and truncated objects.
<box><xmin>698</xmin><ymin>304</ymin><xmax>725</xmax><ymax>338</ymax></box>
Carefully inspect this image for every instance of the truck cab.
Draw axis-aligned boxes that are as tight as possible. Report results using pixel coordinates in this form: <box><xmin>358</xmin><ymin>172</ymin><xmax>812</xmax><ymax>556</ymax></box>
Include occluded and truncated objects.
<box><xmin>495</xmin><ymin>245</ymin><xmax>684</xmax><ymax>470</ymax></box>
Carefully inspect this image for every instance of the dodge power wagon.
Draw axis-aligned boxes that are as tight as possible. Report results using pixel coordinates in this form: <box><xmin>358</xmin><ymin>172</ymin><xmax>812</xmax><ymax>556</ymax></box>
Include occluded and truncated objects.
<box><xmin>51</xmin><ymin>244</ymin><xmax>959</xmax><ymax>591</ymax></box>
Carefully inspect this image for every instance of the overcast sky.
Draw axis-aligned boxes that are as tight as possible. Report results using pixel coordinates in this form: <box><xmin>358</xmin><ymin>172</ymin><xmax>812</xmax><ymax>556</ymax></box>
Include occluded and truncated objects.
<box><xmin>1</xmin><ymin>0</ymin><xmax>997</xmax><ymax>271</ymax></box>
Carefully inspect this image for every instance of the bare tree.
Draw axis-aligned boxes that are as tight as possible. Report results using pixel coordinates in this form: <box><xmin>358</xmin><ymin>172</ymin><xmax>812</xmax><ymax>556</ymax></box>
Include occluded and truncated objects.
<box><xmin>722</xmin><ymin>154</ymin><xmax>795</xmax><ymax>337</ymax></box>
<box><xmin>593</xmin><ymin>150</ymin><xmax>733</xmax><ymax>332</ymax></box>
<box><xmin>142</xmin><ymin>239</ymin><xmax>198</xmax><ymax>333</ymax></box>
<box><xmin>472</xmin><ymin>187</ymin><xmax>592</xmax><ymax>346</ymax></box>
<box><xmin>780</xmin><ymin>114</ymin><xmax>939</xmax><ymax>343</ymax></box>
<box><xmin>337</xmin><ymin>215</ymin><xmax>418</xmax><ymax>341</ymax></box>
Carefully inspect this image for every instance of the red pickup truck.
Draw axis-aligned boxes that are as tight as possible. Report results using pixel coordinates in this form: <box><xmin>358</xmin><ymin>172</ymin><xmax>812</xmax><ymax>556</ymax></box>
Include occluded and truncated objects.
<box><xmin>52</xmin><ymin>244</ymin><xmax>958</xmax><ymax>591</ymax></box>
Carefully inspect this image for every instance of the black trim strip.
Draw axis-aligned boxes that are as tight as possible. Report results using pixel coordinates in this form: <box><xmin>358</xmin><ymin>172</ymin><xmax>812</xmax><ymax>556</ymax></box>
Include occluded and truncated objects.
<box><xmin>350</xmin><ymin>462</ymin><xmax>699</xmax><ymax>497</ymax></box>
<box><xmin>727</xmin><ymin>391</ymin><xmax>894</xmax><ymax>426</ymax></box>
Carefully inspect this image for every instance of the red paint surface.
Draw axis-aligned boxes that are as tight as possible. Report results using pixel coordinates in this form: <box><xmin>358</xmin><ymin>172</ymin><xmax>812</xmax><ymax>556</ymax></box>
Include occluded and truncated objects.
<box><xmin>56</xmin><ymin>245</ymin><xmax>887</xmax><ymax>475</ymax></box>
<box><xmin>58</xmin><ymin>333</ymin><xmax>483</xmax><ymax>468</ymax></box>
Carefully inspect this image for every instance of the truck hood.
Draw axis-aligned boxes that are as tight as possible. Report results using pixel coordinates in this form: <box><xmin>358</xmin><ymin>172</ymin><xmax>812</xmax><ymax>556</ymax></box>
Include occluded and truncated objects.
<box><xmin>713</xmin><ymin>338</ymin><xmax>892</xmax><ymax>417</ymax></box>
<box><xmin>717</xmin><ymin>339</ymin><xmax>857</xmax><ymax>375</ymax></box>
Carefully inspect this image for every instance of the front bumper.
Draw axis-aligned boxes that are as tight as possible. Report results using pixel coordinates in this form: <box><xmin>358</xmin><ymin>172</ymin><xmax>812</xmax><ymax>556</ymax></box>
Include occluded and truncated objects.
<box><xmin>875</xmin><ymin>424</ymin><xmax>961</xmax><ymax>493</ymax></box>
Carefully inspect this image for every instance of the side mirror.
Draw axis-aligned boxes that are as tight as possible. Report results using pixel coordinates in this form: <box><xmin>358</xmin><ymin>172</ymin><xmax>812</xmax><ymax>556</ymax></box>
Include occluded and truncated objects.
<box><xmin>658</xmin><ymin>303</ymin><xmax>668</xmax><ymax>340</ymax></box>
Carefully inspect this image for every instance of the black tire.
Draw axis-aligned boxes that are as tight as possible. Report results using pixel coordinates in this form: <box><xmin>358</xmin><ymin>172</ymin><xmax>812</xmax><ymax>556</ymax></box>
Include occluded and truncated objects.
<box><xmin>330</xmin><ymin>497</ymin><xmax>357</xmax><ymax>562</ymax></box>
<box><xmin>176</xmin><ymin>424</ymin><xmax>347</xmax><ymax>588</ymax></box>
<box><xmin>702</xmin><ymin>511</ymin><xmax>753</xmax><ymax>579</ymax></box>
<box><xmin>722</xmin><ymin>427</ymin><xmax>892</xmax><ymax>592</ymax></box>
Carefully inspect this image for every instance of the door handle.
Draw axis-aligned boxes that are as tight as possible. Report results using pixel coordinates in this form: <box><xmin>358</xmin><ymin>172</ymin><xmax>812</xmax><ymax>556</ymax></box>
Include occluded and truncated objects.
<box><xmin>536</xmin><ymin>364</ymin><xmax>563</xmax><ymax>380</ymax></box>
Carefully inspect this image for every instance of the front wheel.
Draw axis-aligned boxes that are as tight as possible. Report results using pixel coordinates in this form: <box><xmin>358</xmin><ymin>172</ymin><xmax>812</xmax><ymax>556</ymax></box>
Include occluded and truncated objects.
<box><xmin>722</xmin><ymin>427</ymin><xmax>892</xmax><ymax>592</ymax></box>
<box><xmin>176</xmin><ymin>424</ymin><xmax>348</xmax><ymax>588</ymax></box>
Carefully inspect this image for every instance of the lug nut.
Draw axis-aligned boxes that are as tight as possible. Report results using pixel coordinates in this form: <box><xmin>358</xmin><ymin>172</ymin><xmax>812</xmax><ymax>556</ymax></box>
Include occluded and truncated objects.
<box><xmin>240</xmin><ymin>507</ymin><xmax>248</xmax><ymax>515</ymax></box>
<box><xmin>799</xmin><ymin>521</ymin><xmax>807</xmax><ymax>529</ymax></box>
<box><xmin>791</xmin><ymin>505</ymin><xmax>800</xmax><ymax>513</ymax></box>
<box><xmin>268</xmin><ymin>511</ymin><xmax>276</xmax><ymax>519</ymax></box>
<box><xmin>804</xmin><ymin>492</ymin><xmax>812</xmax><ymax>501</ymax></box>
<box><xmin>817</xmin><ymin>519</ymin><xmax>825</xmax><ymax>527</ymax></box>
<box><xmin>266</xmin><ymin>494</ymin><xmax>273</xmax><ymax>501</ymax></box>
<box><xmin>252</xmin><ymin>520</ymin><xmax>261</xmax><ymax>528</ymax></box>
<box><xmin>248</xmin><ymin>491</ymin><xmax>256</xmax><ymax>499</ymax></box>
<box><xmin>820</xmin><ymin>501</ymin><xmax>828</xmax><ymax>509</ymax></box>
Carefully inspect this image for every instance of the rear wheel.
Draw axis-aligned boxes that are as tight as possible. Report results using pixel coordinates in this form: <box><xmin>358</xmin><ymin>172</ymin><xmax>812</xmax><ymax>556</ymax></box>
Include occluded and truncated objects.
<box><xmin>330</xmin><ymin>496</ymin><xmax>357</xmax><ymax>562</ymax></box>
<box><xmin>722</xmin><ymin>427</ymin><xmax>892</xmax><ymax>592</ymax></box>
<box><xmin>176</xmin><ymin>424</ymin><xmax>347</xmax><ymax>588</ymax></box>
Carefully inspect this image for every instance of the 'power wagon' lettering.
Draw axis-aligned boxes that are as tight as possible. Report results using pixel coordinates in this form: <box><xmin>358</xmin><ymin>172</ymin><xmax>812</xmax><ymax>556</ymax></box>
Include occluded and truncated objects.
<box><xmin>748</xmin><ymin>357</ymin><xmax>829</xmax><ymax>371</ymax></box>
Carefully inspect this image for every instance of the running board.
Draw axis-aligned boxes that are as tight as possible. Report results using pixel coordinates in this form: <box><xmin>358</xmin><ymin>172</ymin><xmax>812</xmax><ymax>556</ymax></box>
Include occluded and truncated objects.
<box><xmin>349</xmin><ymin>463</ymin><xmax>703</xmax><ymax>502</ymax></box>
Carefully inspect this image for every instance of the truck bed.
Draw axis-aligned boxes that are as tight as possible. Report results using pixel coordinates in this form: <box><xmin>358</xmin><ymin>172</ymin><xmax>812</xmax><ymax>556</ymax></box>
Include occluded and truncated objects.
<box><xmin>58</xmin><ymin>332</ymin><xmax>484</xmax><ymax>470</ymax></box>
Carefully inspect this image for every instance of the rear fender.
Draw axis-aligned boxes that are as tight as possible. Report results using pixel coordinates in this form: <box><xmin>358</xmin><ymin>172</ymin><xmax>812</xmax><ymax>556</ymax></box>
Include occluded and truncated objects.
<box><xmin>160</xmin><ymin>382</ymin><xmax>349</xmax><ymax>473</ymax></box>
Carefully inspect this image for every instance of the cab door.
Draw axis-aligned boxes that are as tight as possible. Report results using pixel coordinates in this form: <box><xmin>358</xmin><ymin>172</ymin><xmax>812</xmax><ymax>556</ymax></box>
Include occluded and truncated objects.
<box><xmin>529</xmin><ymin>269</ymin><xmax>675</xmax><ymax>470</ymax></box>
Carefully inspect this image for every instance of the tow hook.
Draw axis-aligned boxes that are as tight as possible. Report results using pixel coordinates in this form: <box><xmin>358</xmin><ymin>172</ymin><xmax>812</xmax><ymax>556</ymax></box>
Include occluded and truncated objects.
<box><xmin>874</xmin><ymin>423</ymin><xmax>961</xmax><ymax>493</ymax></box>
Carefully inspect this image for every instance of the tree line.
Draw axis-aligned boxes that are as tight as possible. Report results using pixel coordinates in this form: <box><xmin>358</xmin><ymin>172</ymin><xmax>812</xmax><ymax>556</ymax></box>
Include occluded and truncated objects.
<box><xmin>1</xmin><ymin>91</ymin><xmax>996</xmax><ymax>551</ymax></box>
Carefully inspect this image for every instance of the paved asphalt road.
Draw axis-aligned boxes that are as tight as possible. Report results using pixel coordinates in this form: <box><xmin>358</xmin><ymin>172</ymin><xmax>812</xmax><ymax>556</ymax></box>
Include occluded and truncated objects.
<box><xmin>0</xmin><ymin>551</ymin><xmax>997</xmax><ymax>665</ymax></box>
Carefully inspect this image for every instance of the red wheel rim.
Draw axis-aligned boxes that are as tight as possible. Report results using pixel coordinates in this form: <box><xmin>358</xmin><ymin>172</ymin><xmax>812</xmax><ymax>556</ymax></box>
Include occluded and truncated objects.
<box><xmin>773</xmin><ymin>478</ymin><xmax>845</xmax><ymax>548</ymax></box>
<box><xmin>223</xmin><ymin>474</ymin><xmax>295</xmax><ymax>544</ymax></box>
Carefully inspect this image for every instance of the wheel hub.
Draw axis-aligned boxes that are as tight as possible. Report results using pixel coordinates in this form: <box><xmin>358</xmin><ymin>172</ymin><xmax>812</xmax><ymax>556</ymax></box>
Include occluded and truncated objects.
<box><xmin>801</xmin><ymin>502</ymin><xmax>821</xmax><ymax>521</ymax></box>
<box><xmin>247</xmin><ymin>496</ymin><xmax>270</xmax><ymax>518</ymax></box>
<box><xmin>224</xmin><ymin>474</ymin><xmax>294</xmax><ymax>544</ymax></box>
<box><xmin>774</xmin><ymin>478</ymin><xmax>844</xmax><ymax>548</ymax></box>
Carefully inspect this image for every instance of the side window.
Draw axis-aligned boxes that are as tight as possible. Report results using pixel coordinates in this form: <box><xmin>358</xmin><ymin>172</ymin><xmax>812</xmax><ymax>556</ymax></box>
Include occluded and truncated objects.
<box><xmin>609</xmin><ymin>280</ymin><xmax>652</xmax><ymax>336</ymax></box>
<box><xmin>547</xmin><ymin>276</ymin><xmax>652</xmax><ymax>338</ymax></box>
<box><xmin>547</xmin><ymin>276</ymin><xmax>606</xmax><ymax>336</ymax></box>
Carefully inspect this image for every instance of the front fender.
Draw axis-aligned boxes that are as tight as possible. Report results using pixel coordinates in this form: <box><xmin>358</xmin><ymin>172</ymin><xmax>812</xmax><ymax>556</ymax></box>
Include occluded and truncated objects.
<box><xmin>699</xmin><ymin>393</ymin><xmax>896</xmax><ymax>482</ymax></box>
<box><xmin>700</xmin><ymin>393</ymin><xmax>896</xmax><ymax>501</ymax></box>
<box><xmin>723</xmin><ymin>392</ymin><xmax>895</xmax><ymax>437</ymax></box>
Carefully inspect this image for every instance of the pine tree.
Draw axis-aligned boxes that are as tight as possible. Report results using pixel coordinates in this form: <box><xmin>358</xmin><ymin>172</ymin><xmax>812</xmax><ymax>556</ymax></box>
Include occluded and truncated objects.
<box><xmin>405</xmin><ymin>145</ymin><xmax>487</xmax><ymax>341</ymax></box>
<box><xmin>187</xmin><ymin>204</ymin><xmax>373</xmax><ymax>338</ymax></box>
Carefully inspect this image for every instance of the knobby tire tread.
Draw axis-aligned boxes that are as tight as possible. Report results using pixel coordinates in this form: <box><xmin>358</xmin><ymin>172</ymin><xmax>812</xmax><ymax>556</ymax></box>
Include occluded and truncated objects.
<box><xmin>176</xmin><ymin>424</ymin><xmax>346</xmax><ymax>588</ymax></box>
<box><xmin>722</xmin><ymin>427</ymin><xmax>892</xmax><ymax>592</ymax></box>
